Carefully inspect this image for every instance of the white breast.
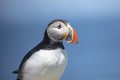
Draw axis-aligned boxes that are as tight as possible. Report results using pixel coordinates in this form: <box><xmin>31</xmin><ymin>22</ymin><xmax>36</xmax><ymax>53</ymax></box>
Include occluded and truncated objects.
<box><xmin>22</xmin><ymin>48</ymin><xmax>67</xmax><ymax>80</ymax></box>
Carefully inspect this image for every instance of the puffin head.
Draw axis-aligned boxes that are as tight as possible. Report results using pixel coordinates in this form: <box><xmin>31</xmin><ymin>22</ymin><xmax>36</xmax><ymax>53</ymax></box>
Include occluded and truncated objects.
<box><xmin>46</xmin><ymin>19</ymin><xmax>78</xmax><ymax>44</ymax></box>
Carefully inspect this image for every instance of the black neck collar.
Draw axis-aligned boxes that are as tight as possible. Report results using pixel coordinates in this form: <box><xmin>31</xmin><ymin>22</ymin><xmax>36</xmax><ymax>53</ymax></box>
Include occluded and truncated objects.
<box><xmin>35</xmin><ymin>30</ymin><xmax>65</xmax><ymax>50</ymax></box>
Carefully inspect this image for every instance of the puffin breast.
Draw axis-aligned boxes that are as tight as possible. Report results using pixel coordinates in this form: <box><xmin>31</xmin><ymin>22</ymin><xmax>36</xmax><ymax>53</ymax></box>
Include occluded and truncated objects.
<box><xmin>22</xmin><ymin>48</ymin><xmax>67</xmax><ymax>80</ymax></box>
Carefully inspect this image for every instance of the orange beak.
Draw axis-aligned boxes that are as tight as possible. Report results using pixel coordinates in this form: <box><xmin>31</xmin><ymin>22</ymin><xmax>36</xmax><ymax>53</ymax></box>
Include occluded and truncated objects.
<box><xmin>65</xmin><ymin>25</ymin><xmax>78</xmax><ymax>44</ymax></box>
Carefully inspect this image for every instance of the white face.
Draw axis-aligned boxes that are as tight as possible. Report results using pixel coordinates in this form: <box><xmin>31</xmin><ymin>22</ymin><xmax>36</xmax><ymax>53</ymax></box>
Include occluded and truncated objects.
<box><xmin>47</xmin><ymin>21</ymin><xmax>69</xmax><ymax>42</ymax></box>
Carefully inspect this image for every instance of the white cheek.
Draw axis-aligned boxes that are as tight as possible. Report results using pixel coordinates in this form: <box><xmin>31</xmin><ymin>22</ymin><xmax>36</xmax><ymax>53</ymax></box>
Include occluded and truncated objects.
<box><xmin>59</xmin><ymin>27</ymin><xmax>68</xmax><ymax>35</ymax></box>
<box><xmin>47</xmin><ymin>27</ymin><xmax>68</xmax><ymax>42</ymax></box>
<box><xmin>47</xmin><ymin>28</ymin><xmax>59</xmax><ymax>42</ymax></box>
<box><xmin>55</xmin><ymin>27</ymin><xmax>68</xmax><ymax>38</ymax></box>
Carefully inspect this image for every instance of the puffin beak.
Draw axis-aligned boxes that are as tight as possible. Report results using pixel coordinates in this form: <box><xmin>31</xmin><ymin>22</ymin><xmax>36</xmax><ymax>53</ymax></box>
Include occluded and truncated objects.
<box><xmin>65</xmin><ymin>25</ymin><xmax>78</xmax><ymax>44</ymax></box>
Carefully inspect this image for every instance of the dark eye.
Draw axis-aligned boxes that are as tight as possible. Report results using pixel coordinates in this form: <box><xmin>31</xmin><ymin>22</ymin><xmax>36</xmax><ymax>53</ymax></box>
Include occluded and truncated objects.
<box><xmin>57</xmin><ymin>24</ymin><xmax>62</xmax><ymax>29</ymax></box>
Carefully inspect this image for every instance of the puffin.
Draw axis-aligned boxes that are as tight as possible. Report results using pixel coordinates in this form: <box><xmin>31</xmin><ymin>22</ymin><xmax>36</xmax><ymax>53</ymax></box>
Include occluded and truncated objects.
<box><xmin>13</xmin><ymin>19</ymin><xmax>78</xmax><ymax>80</ymax></box>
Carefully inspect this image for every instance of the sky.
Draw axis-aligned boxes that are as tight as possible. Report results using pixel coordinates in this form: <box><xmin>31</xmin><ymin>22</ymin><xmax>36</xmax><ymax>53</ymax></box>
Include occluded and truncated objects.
<box><xmin>0</xmin><ymin>0</ymin><xmax>120</xmax><ymax>80</ymax></box>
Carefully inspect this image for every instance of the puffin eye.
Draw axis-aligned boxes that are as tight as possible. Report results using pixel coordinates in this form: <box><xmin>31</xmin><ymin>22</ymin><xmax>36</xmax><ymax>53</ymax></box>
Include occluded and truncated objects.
<box><xmin>57</xmin><ymin>24</ymin><xmax>62</xmax><ymax>29</ymax></box>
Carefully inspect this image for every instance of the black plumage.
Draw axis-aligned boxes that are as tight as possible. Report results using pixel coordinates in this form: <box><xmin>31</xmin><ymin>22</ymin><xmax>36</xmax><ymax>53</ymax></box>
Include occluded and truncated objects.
<box><xmin>13</xmin><ymin>19</ymin><xmax>78</xmax><ymax>80</ymax></box>
<box><xmin>13</xmin><ymin>29</ymin><xmax>65</xmax><ymax>74</ymax></box>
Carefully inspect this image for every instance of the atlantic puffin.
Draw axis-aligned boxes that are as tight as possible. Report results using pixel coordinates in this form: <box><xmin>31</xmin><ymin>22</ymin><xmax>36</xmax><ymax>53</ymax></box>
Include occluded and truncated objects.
<box><xmin>13</xmin><ymin>19</ymin><xmax>78</xmax><ymax>80</ymax></box>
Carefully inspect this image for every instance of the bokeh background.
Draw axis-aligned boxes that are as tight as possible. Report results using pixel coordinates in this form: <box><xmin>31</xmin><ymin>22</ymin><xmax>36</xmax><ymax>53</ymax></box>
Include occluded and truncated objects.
<box><xmin>0</xmin><ymin>0</ymin><xmax>120</xmax><ymax>80</ymax></box>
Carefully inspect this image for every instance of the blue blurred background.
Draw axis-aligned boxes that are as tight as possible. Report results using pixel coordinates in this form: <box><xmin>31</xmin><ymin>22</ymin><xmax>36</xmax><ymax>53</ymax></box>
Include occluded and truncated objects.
<box><xmin>0</xmin><ymin>0</ymin><xmax>120</xmax><ymax>80</ymax></box>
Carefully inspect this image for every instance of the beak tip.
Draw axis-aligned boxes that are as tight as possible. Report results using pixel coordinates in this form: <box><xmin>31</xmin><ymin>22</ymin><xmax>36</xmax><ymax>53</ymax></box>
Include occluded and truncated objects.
<box><xmin>76</xmin><ymin>41</ymin><xmax>78</xmax><ymax>43</ymax></box>
<box><xmin>71</xmin><ymin>30</ymin><xmax>78</xmax><ymax>44</ymax></box>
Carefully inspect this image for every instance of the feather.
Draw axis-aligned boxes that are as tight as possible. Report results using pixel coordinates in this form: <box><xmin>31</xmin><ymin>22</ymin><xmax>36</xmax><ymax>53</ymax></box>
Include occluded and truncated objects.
<box><xmin>12</xmin><ymin>70</ymin><xmax>19</xmax><ymax>74</ymax></box>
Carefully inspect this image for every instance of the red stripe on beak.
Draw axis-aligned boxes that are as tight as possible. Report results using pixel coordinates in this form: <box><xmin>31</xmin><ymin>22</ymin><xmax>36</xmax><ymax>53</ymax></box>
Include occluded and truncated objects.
<box><xmin>71</xmin><ymin>28</ymin><xmax>78</xmax><ymax>44</ymax></box>
<box><xmin>65</xmin><ymin>25</ymin><xmax>78</xmax><ymax>44</ymax></box>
